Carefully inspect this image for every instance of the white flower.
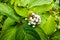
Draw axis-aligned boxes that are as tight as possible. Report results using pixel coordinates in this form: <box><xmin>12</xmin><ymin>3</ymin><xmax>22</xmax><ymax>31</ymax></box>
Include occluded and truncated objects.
<box><xmin>28</xmin><ymin>23</ymin><xmax>31</xmax><ymax>25</ymax></box>
<box><xmin>32</xmin><ymin>25</ymin><xmax>35</xmax><ymax>28</ymax></box>
<box><xmin>54</xmin><ymin>29</ymin><xmax>57</xmax><ymax>32</ymax></box>
<box><xmin>33</xmin><ymin>18</ymin><xmax>36</xmax><ymax>20</ymax></box>
<box><xmin>35</xmin><ymin>15</ymin><xmax>38</xmax><ymax>17</ymax></box>
<box><xmin>33</xmin><ymin>23</ymin><xmax>36</xmax><ymax>25</ymax></box>
<box><xmin>30</xmin><ymin>17</ymin><xmax>34</xmax><ymax>21</ymax></box>
<box><xmin>58</xmin><ymin>26</ymin><xmax>60</xmax><ymax>29</ymax></box>
<box><xmin>36</xmin><ymin>19</ymin><xmax>39</xmax><ymax>22</ymax></box>
<box><xmin>32</xmin><ymin>13</ymin><xmax>35</xmax><ymax>15</ymax></box>
<box><xmin>25</xmin><ymin>12</ymin><xmax>41</xmax><ymax>28</ymax></box>
<box><xmin>25</xmin><ymin>18</ymin><xmax>27</xmax><ymax>20</ymax></box>
<box><xmin>30</xmin><ymin>17</ymin><xmax>32</xmax><ymax>20</ymax></box>
<box><xmin>31</xmin><ymin>22</ymin><xmax>34</xmax><ymax>24</ymax></box>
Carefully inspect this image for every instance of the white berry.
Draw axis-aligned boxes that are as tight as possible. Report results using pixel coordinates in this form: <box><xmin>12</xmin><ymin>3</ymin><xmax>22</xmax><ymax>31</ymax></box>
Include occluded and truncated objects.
<box><xmin>25</xmin><ymin>18</ymin><xmax>27</xmax><ymax>20</ymax></box>
<box><xmin>32</xmin><ymin>25</ymin><xmax>35</xmax><ymax>28</ymax></box>
<box><xmin>28</xmin><ymin>23</ymin><xmax>31</xmax><ymax>25</ymax></box>
<box><xmin>25</xmin><ymin>12</ymin><xmax>41</xmax><ymax>28</ymax></box>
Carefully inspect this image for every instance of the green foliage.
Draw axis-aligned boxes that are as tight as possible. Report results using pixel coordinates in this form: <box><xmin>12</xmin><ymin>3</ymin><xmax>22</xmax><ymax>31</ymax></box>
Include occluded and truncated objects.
<box><xmin>51</xmin><ymin>30</ymin><xmax>60</xmax><ymax>40</ymax></box>
<box><xmin>1</xmin><ymin>25</ymin><xmax>41</xmax><ymax>40</ymax></box>
<box><xmin>2</xmin><ymin>17</ymin><xmax>15</xmax><ymax>30</ymax></box>
<box><xmin>0</xmin><ymin>0</ymin><xmax>60</xmax><ymax>40</ymax></box>
<box><xmin>15</xmin><ymin>25</ymin><xmax>40</xmax><ymax>40</ymax></box>
<box><xmin>13</xmin><ymin>0</ymin><xmax>54</xmax><ymax>17</ymax></box>
<box><xmin>41</xmin><ymin>15</ymin><xmax>57</xmax><ymax>35</ymax></box>
<box><xmin>35</xmin><ymin>27</ymin><xmax>48</xmax><ymax>40</ymax></box>
<box><xmin>0</xmin><ymin>3</ymin><xmax>20</xmax><ymax>22</ymax></box>
<box><xmin>1</xmin><ymin>27</ymin><xmax>17</xmax><ymax>40</ymax></box>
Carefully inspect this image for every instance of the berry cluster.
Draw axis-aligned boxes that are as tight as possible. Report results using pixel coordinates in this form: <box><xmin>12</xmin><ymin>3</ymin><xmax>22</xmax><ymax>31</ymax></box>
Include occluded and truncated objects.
<box><xmin>25</xmin><ymin>13</ymin><xmax>41</xmax><ymax>28</ymax></box>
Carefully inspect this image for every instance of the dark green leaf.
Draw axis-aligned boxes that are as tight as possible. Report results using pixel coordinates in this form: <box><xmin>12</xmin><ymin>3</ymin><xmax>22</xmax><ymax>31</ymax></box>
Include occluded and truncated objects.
<box><xmin>0</xmin><ymin>15</ymin><xmax>3</xmax><ymax>22</ymax></box>
<box><xmin>35</xmin><ymin>27</ymin><xmax>48</xmax><ymax>40</ymax></box>
<box><xmin>51</xmin><ymin>30</ymin><xmax>60</xmax><ymax>40</ymax></box>
<box><xmin>15</xmin><ymin>25</ymin><xmax>41</xmax><ymax>40</ymax></box>
<box><xmin>57</xmin><ymin>16</ymin><xmax>60</xmax><ymax>25</ymax></box>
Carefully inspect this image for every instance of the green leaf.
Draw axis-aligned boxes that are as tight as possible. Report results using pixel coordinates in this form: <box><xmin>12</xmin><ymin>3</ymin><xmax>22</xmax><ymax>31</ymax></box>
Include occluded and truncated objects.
<box><xmin>51</xmin><ymin>30</ymin><xmax>60</xmax><ymax>40</ymax></box>
<box><xmin>35</xmin><ymin>27</ymin><xmax>48</xmax><ymax>40</ymax></box>
<box><xmin>0</xmin><ymin>23</ymin><xmax>2</xmax><ymax>28</ymax></box>
<box><xmin>54</xmin><ymin>1</ymin><xmax>60</xmax><ymax>9</ymax></box>
<box><xmin>10</xmin><ymin>0</ymin><xmax>29</xmax><ymax>7</ymax></box>
<box><xmin>2</xmin><ymin>17</ymin><xmax>15</xmax><ymax>30</ymax></box>
<box><xmin>14</xmin><ymin>6</ymin><xmax>29</xmax><ymax>17</ymax></box>
<box><xmin>1</xmin><ymin>27</ymin><xmax>17</xmax><ymax>40</ymax></box>
<box><xmin>41</xmin><ymin>15</ymin><xmax>57</xmax><ymax>35</ymax></box>
<box><xmin>19</xmin><ymin>0</ymin><xmax>29</xmax><ymax>6</ymax></box>
<box><xmin>14</xmin><ymin>2</ymin><xmax>54</xmax><ymax>17</ymax></box>
<box><xmin>0</xmin><ymin>3</ymin><xmax>20</xmax><ymax>22</ymax></box>
<box><xmin>0</xmin><ymin>15</ymin><xmax>3</xmax><ymax>22</ymax></box>
<box><xmin>57</xmin><ymin>16</ymin><xmax>60</xmax><ymax>25</ymax></box>
<box><xmin>28</xmin><ymin>0</ymin><xmax>53</xmax><ymax>7</ymax></box>
<box><xmin>15</xmin><ymin>25</ymin><xmax>41</xmax><ymax>40</ymax></box>
<box><xmin>0</xmin><ymin>0</ymin><xmax>2</xmax><ymax>2</ymax></box>
<box><xmin>39</xmin><ymin>12</ymin><xmax>50</xmax><ymax>27</ymax></box>
<box><xmin>10</xmin><ymin>0</ymin><xmax>21</xmax><ymax>6</ymax></box>
<box><xmin>14</xmin><ymin>3</ymin><xmax>54</xmax><ymax>17</ymax></box>
<box><xmin>11</xmin><ymin>0</ymin><xmax>53</xmax><ymax>7</ymax></box>
<box><xmin>30</xmin><ymin>3</ymin><xmax>54</xmax><ymax>13</ymax></box>
<box><xmin>10</xmin><ymin>0</ymin><xmax>15</xmax><ymax>5</ymax></box>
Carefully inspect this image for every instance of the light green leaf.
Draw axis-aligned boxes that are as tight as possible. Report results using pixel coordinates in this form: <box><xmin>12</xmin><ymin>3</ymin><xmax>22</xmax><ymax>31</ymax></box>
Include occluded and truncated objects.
<box><xmin>10</xmin><ymin>0</ymin><xmax>15</xmax><ymax>5</ymax></box>
<box><xmin>20</xmin><ymin>0</ymin><xmax>29</xmax><ymax>6</ymax></box>
<box><xmin>41</xmin><ymin>15</ymin><xmax>57</xmax><ymax>35</ymax></box>
<box><xmin>10</xmin><ymin>0</ymin><xmax>21</xmax><ymax>6</ymax></box>
<box><xmin>28</xmin><ymin>0</ymin><xmax>53</xmax><ymax>7</ymax></box>
<box><xmin>14</xmin><ymin>3</ymin><xmax>54</xmax><ymax>17</ymax></box>
<box><xmin>1</xmin><ymin>27</ymin><xmax>17</xmax><ymax>40</ymax></box>
<box><xmin>10</xmin><ymin>0</ymin><xmax>31</xmax><ymax>7</ymax></box>
<box><xmin>14</xmin><ymin>6</ymin><xmax>29</xmax><ymax>17</ymax></box>
<box><xmin>39</xmin><ymin>12</ymin><xmax>50</xmax><ymax>26</ymax></box>
<box><xmin>30</xmin><ymin>3</ymin><xmax>54</xmax><ymax>13</ymax></box>
<box><xmin>2</xmin><ymin>17</ymin><xmax>15</xmax><ymax>31</ymax></box>
<box><xmin>11</xmin><ymin>0</ymin><xmax>53</xmax><ymax>7</ymax></box>
<box><xmin>14</xmin><ymin>2</ymin><xmax>54</xmax><ymax>17</ymax></box>
<box><xmin>0</xmin><ymin>3</ymin><xmax>20</xmax><ymax>22</ymax></box>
